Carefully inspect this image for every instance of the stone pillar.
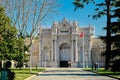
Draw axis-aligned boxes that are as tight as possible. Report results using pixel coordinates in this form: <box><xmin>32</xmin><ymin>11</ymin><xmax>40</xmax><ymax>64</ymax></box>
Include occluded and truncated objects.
<box><xmin>39</xmin><ymin>27</ymin><xmax>43</xmax><ymax>67</ymax></box>
<box><xmin>71</xmin><ymin>40</ymin><xmax>74</xmax><ymax>62</ymax></box>
<box><xmin>75</xmin><ymin>39</ymin><xmax>78</xmax><ymax>62</ymax></box>
<box><xmin>88</xmin><ymin>37</ymin><xmax>92</xmax><ymax>67</ymax></box>
<box><xmin>54</xmin><ymin>40</ymin><xmax>57</xmax><ymax>62</ymax></box>
<box><xmin>39</xmin><ymin>35</ymin><xmax>43</xmax><ymax>67</ymax></box>
<box><xmin>51</xmin><ymin>40</ymin><xmax>54</xmax><ymax>62</ymax></box>
<box><xmin>11</xmin><ymin>60</ymin><xmax>14</xmax><ymax>68</ymax></box>
<box><xmin>53</xmin><ymin>39</ymin><xmax>57</xmax><ymax>67</ymax></box>
<box><xmin>71</xmin><ymin>40</ymin><xmax>76</xmax><ymax>67</ymax></box>
<box><xmin>82</xmin><ymin>38</ymin><xmax>85</xmax><ymax>68</ymax></box>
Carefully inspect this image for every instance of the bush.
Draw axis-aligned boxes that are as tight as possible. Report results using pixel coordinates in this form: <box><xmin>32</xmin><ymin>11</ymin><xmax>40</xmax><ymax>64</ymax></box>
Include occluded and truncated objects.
<box><xmin>6</xmin><ymin>61</ymin><xmax>12</xmax><ymax>68</ymax></box>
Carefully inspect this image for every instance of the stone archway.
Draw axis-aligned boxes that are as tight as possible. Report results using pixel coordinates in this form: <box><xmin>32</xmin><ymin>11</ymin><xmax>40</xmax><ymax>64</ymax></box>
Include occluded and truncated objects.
<box><xmin>59</xmin><ymin>43</ymin><xmax>71</xmax><ymax>67</ymax></box>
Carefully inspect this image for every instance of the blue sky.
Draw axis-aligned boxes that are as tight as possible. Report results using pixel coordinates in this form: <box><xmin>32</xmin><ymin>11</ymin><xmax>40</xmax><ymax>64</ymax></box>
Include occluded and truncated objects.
<box><xmin>43</xmin><ymin>0</ymin><xmax>106</xmax><ymax>37</ymax></box>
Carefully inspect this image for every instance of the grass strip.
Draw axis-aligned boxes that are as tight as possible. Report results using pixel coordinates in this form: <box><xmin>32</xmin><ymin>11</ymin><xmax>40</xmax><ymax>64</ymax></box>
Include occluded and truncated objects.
<box><xmin>10</xmin><ymin>68</ymin><xmax>45</xmax><ymax>80</ymax></box>
<box><xmin>84</xmin><ymin>68</ymin><xmax>120</xmax><ymax>79</ymax></box>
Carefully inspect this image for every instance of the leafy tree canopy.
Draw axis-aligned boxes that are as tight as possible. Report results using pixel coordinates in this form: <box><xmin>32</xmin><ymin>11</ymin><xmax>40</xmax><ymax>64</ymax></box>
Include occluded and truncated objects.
<box><xmin>0</xmin><ymin>6</ymin><xmax>18</xmax><ymax>60</ymax></box>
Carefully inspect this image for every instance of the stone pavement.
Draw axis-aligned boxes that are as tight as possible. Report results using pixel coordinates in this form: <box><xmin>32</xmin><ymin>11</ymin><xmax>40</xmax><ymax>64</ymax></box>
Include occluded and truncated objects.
<box><xmin>28</xmin><ymin>68</ymin><xmax>118</xmax><ymax>80</ymax></box>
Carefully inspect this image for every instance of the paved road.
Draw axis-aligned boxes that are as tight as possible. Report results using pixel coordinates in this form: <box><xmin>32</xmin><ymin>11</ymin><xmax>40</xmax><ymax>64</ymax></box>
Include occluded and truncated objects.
<box><xmin>29</xmin><ymin>68</ymin><xmax>118</xmax><ymax>80</ymax></box>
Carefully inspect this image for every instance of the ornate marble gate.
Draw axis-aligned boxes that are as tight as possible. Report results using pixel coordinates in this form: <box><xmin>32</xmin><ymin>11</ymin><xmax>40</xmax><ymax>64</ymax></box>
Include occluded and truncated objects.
<box><xmin>38</xmin><ymin>18</ymin><xmax>94</xmax><ymax>68</ymax></box>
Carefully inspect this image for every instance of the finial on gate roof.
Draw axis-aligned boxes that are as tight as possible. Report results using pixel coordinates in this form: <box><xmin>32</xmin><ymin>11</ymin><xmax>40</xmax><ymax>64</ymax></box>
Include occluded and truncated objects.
<box><xmin>53</xmin><ymin>21</ymin><xmax>58</xmax><ymax>25</ymax></box>
<box><xmin>62</xmin><ymin>17</ymin><xmax>67</xmax><ymax>22</ymax></box>
<box><xmin>73</xmin><ymin>21</ymin><xmax>78</xmax><ymax>26</ymax></box>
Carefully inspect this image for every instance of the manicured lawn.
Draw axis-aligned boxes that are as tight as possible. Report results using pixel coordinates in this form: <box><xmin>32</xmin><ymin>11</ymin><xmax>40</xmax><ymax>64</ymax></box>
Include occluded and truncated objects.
<box><xmin>11</xmin><ymin>68</ymin><xmax>45</xmax><ymax>80</ymax></box>
<box><xmin>84</xmin><ymin>68</ymin><xmax>120</xmax><ymax>79</ymax></box>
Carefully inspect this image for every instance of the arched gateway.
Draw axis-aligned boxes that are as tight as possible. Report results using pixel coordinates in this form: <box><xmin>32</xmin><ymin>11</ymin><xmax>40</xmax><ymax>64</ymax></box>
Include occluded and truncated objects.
<box><xmin>59</xmin><ymin>43</ymin><xmax>71</xmax><ymax>67</ymax></box>
<box><xmin>38</xmin><ymin>18</ymin><xmax>94</xmax><ymax>68</ymax></box>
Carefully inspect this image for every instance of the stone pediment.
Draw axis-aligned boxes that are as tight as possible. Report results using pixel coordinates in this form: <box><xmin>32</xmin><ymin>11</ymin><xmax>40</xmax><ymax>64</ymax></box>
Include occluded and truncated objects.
<box><xmin>58</xmin><ymin>18</ymin><xmax>73</xmax><ymax>33</ymax></box>
<box><xmin>51</xmin><ymin>18</ymin><xmax>80</xmax><ymax>34</ymax></box>
<box><xmin>59</xmin><ymin>22</ymin><xmax>71</xmax><ymax>33</ymax></box>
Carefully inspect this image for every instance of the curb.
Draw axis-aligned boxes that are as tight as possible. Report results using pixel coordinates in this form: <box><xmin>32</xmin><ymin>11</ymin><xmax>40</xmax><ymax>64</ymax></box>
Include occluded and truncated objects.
<box><xmin>84</xmin><ymin>70</ymin><xmax>120</xmax><ymax>80</ymax></box>
<box><xmin>106</xmin><ymin>75</ymin><xmax>120</xmax><ymax>80</ymax></box>
<box><xmin>24</xmin><ymin>72</ymin><xmax>43</xmax><ymax>80</ymax></box>
<box><xmin>24</xmin><ymin>75</ymin><xmax>36</xmax><ymax>80</ymax></box>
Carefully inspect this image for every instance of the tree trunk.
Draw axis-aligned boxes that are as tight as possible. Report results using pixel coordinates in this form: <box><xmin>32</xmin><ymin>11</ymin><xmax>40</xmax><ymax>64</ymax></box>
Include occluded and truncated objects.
<box><xmin>105</xmin><ymin>0</ymin><xmax>111</xmax><ymax>70</ymax></box>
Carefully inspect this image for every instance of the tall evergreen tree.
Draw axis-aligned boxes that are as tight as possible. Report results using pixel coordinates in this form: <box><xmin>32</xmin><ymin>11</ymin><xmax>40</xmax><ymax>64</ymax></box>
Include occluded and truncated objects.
<box><xmin>105</xmin><ymin>0</ymin><xmax>111</xmax><ymax>70</ymax></box>
<box><xmin>73</xmin><ymin>0</ymin><xmax>119</xmax><ymax>70</ymax></box>
<box><xmin>110</xmin><ymin>0</ymin><xmax>120</xmax><ymax>72</ymax></box>
<box><xmin>0</xmin><ymin>6</ymin><xmax>29</xmax><ymax>68</ymax></box>
<box><xmin>0</xmin><ymin>6</ymin><xmax>18</xmax><ymax>60</ymax></box>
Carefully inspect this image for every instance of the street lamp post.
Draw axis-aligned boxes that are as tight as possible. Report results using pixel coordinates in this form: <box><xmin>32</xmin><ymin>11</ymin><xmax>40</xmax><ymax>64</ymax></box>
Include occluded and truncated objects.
<box><xmin>87</xmin><ymin>52</ymin><xmax>89</xmax><ymax>68</ymax></box>
<box><xmin>91</xmin><ymin>48</ymin><xmax>93</xmax><ymax>70</ymax></box>
<box><xmin>44</xmin><ymin>52</ymin><xmax>46</xmax><ymax>68</ymax></box>
<box><xmin>41</xmin><ymin>51</ymin><xmax>43</xmax><ymax>67</ymax></box>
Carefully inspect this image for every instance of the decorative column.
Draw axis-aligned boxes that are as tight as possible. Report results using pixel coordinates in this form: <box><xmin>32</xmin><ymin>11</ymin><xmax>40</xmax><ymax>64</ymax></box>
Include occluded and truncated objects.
<box><xmin>39</xmin><ymin>36</ymin><xmax>42</xmax><ymax>67</ymax></box>
<box><xmin>38</xmin><ymin>28</ymin><xmax>43</xmax><ymax>67</ymax></box>
<box><xmin>82</xmin><ymin>37</ymin><xmax>85</xmax><ymax>68</ymax></box>
<box><xmin>71</xmin><ymin>40</ymin><xmax>74</xmax><ymax>62</ymax></box>
<box><xmin>51</xmin><ymin>40</ymin><xmax>54</xmax><ymax>62</ymax></box>
<box><xmin>54</xmin><ymin>39</ymin><xmax>58</xmax><ymax>67</ymax></box>
<box><xmin>75</xmin><ymin>37</ymin><xmax>78</xmax><ymax>62</ymax></box>
<box><xmin>54</xmin><ymin>40</ymin><xmax>57</xmax><ymax>62</ymax></box>
<box><xmin>88</xmin><ymin>37</ymin><xmax>92</xmax><ymax>67</ymax></box>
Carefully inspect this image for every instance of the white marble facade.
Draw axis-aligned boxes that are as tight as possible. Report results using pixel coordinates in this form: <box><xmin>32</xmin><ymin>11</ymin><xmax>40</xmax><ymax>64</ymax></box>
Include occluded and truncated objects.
<box><xmin>39</xmin><ymin>18</ymin><xmax>94</xmax><ymax>68</ymax></box>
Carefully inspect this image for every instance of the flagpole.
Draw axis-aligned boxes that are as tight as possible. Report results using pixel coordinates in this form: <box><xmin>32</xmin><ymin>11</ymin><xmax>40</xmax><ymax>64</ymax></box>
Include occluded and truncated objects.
<box><xmin>80</xmin><ymin>32</ymin><xmax>85</xmax><ymax>68</ymax></box>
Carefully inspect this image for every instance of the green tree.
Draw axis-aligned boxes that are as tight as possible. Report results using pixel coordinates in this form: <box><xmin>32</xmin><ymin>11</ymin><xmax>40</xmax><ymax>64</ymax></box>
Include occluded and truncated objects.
<box><xmin>110</xmin><ymin>0</ymin><xmax>120</xmax><ymax>72</ymax></box>
<box><xmin>14</xmin><ymin>37</ymin><xmax>29</xmax><ymax>68</ymax></box>
<box><xmin>1</xmin><ymin>0</ymin><xmax>59</xmax><ymax>70</ymax></box>
<box><xmin>105</xmin><ymin>0</ymin><xmax>111</xmax><ymax>70</ymax></box>
<box><xmin>0</xmin><ymin>6</ymin><xmax>29</xmax><ymax>69</ymax></box>
<box><xmin>73</xmin><ymin>0</ymin><xmax>119</xmax><ymax>70</ymax></box>
<box><xmin>0</xmin><ymin>6</ymin><xmax>17</xmax><ymax>61</ymax></box>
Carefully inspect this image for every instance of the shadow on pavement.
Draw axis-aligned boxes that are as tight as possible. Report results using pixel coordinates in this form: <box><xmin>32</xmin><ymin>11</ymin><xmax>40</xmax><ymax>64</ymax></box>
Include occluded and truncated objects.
<box><xmin>37</xmin><ymin>73</ymin><xmax>99</xmax><ymax>76</ymax></box>
<box><xmin>36</xmin><ymin>69</ymin><xmax>100</xmax><ymax>77</ymax></box>
<box><xmin>43</xmin><ymin>70</ymin><xmax>83</xmax><ymax>72</ymax></box>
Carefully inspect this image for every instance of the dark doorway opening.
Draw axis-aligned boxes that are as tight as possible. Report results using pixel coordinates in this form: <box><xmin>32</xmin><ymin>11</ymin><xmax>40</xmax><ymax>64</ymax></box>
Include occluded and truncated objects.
<box><xmin>60</xmin><ymin>61</ymin><xmax>69</xmax><ymax>67</ymax></box>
